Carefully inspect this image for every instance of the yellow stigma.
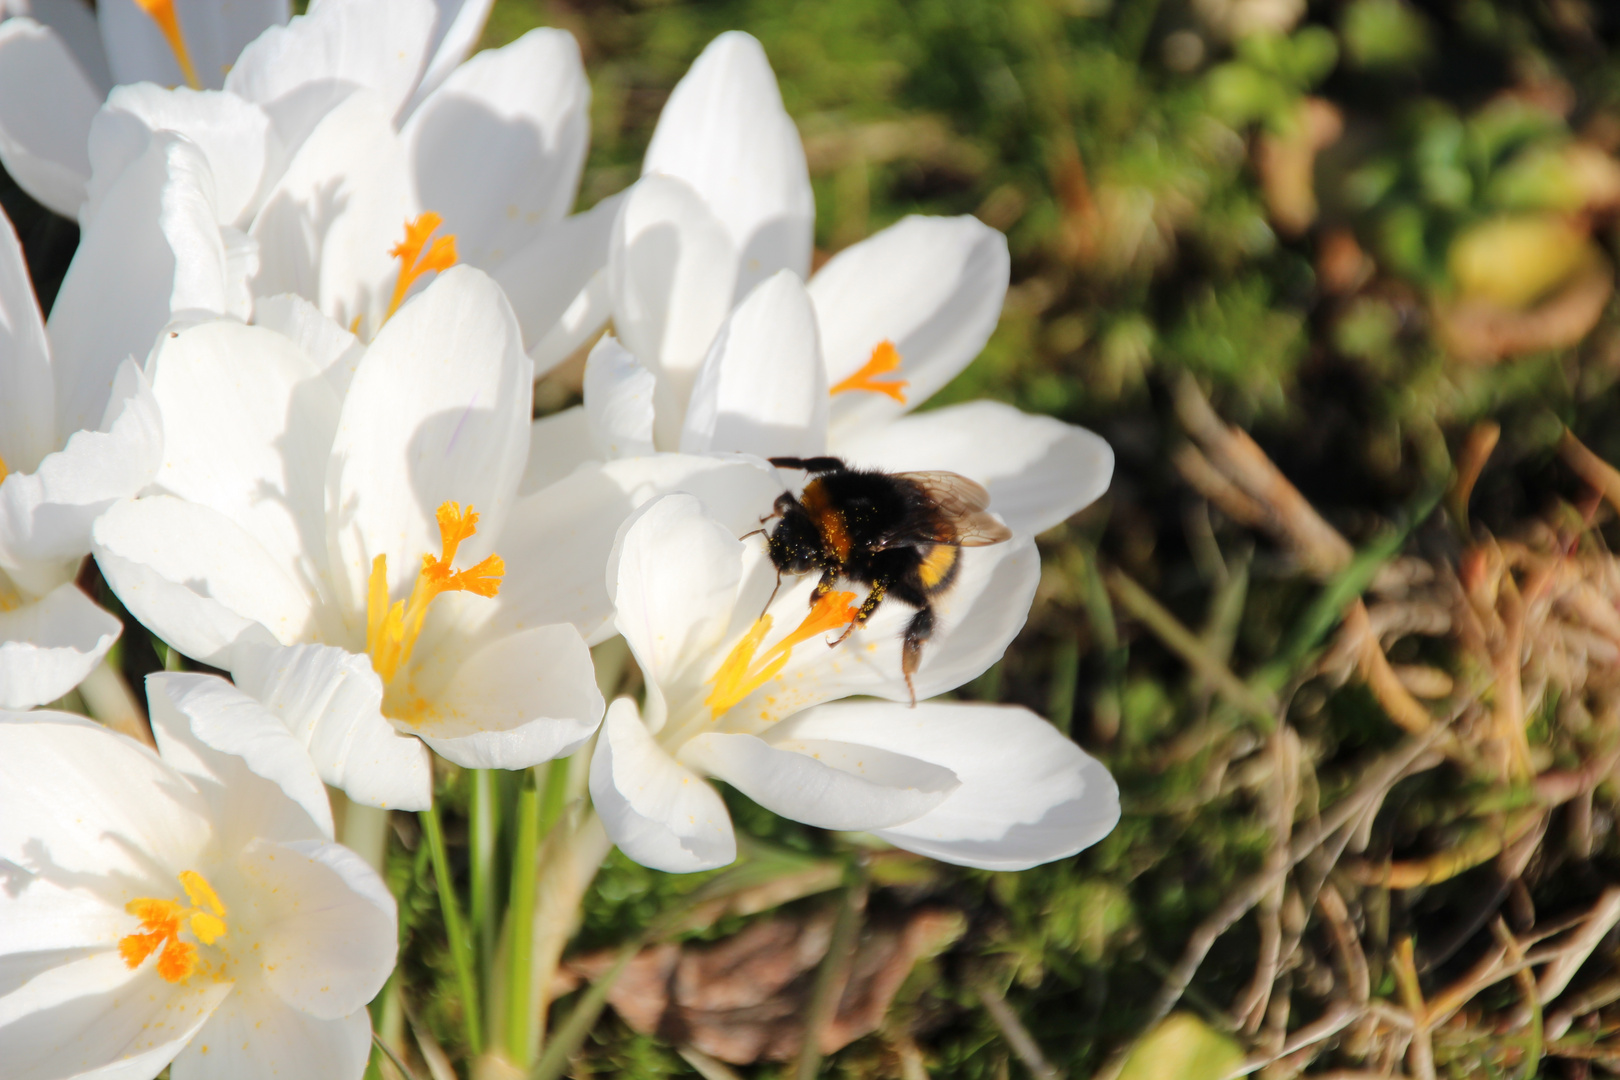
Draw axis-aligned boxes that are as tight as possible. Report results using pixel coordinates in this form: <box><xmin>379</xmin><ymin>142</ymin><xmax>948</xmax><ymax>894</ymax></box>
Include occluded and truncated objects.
<box><xmin>119</xmin><ymin>870</ymin><xmax>228</xmax><ymax>984</ymax></box>
<box><xmin>132</xmin><ymin>0</ymin><xmax>201</xmax><ymax>90</ymax></box>
<box><xmin>829</xmin><ymin>340</ymin><xmax>908</xmax><ymax>403</ymax></box>
<box><xmin>705</xmin><ymin>590</ymin><xmax>858</xmax><ymax>717</ymax></box>
<box><xmin>366</xmin><ymin>502</ymin><xmax>504</xmax><ymax>686</ymax></box>
<box><xmin>0</xmin><ymin>452</ymin><xmax>8</xmax><ymax>484</ymax></box>
<box><xmin>384</xmin><ymin>212</ymin><xmax>458</xmax><ymax>323</ymax></box>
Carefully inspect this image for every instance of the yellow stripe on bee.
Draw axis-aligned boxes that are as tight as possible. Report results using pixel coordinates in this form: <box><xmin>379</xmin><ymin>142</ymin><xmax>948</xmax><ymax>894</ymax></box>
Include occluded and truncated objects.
<box><xmin>917</xmin><ymin>544</ymin><xmax>958</xmax><ymax>590</ymax></box>
<box><xmin>800</xmin><ymin>481</ymin><xmax>852</xmax><ymax>563</ymax></box>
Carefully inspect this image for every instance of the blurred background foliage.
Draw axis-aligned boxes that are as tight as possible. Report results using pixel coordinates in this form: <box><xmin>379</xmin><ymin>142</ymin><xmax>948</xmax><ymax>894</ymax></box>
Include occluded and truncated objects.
<box><xmin>500</xmin><ymin>1</ymin><xmax>1620</xmax><ymax>1076</ymax></box>
<box><xmin>11</xmin><ymin>0</ymin><xmax>1620</xmax><ymax>1076</ymax></box>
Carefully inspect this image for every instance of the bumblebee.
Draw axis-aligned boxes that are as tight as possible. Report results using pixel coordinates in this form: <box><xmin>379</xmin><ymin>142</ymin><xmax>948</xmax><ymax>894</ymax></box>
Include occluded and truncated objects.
<box><xmin>762</xmin><ymin>455</ymin><xmax>1013</xmax><ymax>704</ymax></box>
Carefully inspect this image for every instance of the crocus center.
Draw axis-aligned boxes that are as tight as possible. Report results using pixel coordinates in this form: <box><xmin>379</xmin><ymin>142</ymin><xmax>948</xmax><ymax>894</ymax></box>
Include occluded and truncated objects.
<box><xmin>0</xmin><ymin>451</ymin><xmax>8</xmax><ymax>483</ymax></box>
<box><xmin>705</xmin><ymin>590</ymin><xmax>859</xmax><ymax>717</ymax></box>
<box><xmin>829</xmin><ymin>340</ymin><xmax>909</xmax><ymax>403</ymax></box>
<box><xmin>366</xmin><ymin>501</ymin><xmax>504</xmax><ymax>686</ymax></box>
<box><xmin>118</xmin><ymin>870</ymin><xmax>228</xmax><ymax>984</ymax></box>
<box><xmin>385</xmin><ymin>212</ymin><xmax>458</xmax><ymax>324</ymax></box>
<box><xmin>133</xmin><ymin>0</ymin><xmax>202</xmax><ymax>90</ymax></box>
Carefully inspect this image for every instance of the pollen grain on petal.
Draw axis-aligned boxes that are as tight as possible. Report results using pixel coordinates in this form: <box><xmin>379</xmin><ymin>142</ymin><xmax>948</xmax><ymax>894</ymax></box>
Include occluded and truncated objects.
<box><xmin>829</xmin><ymin>340</ymin><xmax>909</xmax><ymax>403</ymax></box>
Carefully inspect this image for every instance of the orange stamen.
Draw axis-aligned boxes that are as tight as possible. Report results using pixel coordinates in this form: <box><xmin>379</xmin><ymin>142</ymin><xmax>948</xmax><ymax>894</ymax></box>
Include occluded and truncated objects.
<box><xmin>384</xmin><ymin>212</ymin><xmax>458</xmax><ymax>323</ymax></box>
<box><xmin>705</xmin><ymin>590</ymin><xmax>859</xmax><ymax>716</ymax></box>
<box><xmin>118</xmin><ymin>872</ymin><xmax>228</xmax><ymax>984</ymax></box>
<box><xmin>132</xmin><ymin>0</ymin><xmax>201</xmax><ymax>90</ymax></box>
<box><xmin>829</xmin><ymin>340</ymin><xmax>908</xmax><ymax>403</ymax></box>
<box><xmin>367</xmin><ymin>502</ymin><xmax>504</xmax><ymax>685</ymax></box>
<box><xmin>0</xmin><ymin>452</ymin><xmax>9</xmax><ymax>484</ymax></box>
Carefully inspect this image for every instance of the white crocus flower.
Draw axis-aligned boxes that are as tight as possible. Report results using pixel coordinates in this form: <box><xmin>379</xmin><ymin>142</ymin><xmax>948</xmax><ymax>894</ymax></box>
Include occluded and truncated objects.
<box><xmin>0</xmin><ymin>197</ymin><xmax>163</xmax><ymax>708</ymax></box>
<box><xmin>0</xmin><ymin>672</ymin><xmax>397</xmax><ymax>1080</ymax></box>
<box><xmin>92</xmin><ymin>268</ymin><xmax>606</xmax><ymax>811</ymax></box>
<box><xmin>0</xmin><ymin>0</ymin><xmax>289</xmax><ymax>218</ymax></box>
<box><xmin>588</xmin><ymin>493</ymin><xmax>1120</xmax><ymax>873</ymax></box>
<box><xmin>553</xmin><ymin>30</ymin><xmax>1112</xmax><ymax>537</ymax></box>
<box><xmin>77</xmin><ymin>0</ymin><xmax>607</xmax><ymax>366</ymax></box>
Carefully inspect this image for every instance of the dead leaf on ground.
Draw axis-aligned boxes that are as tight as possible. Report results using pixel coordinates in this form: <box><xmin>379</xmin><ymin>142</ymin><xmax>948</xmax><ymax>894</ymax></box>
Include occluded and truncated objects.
<box><xmin>560</xmin><ymin>906</ymin><xmax>965</xmax><ymax>1065</ymax></box>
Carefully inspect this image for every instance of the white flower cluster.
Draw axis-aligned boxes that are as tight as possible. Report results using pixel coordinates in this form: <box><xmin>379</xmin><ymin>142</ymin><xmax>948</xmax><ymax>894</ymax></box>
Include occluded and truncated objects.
<box><xmin>0</xmin><ymin>2</ymin><xmax>1121</xmax><ymax>1076</ymax></box>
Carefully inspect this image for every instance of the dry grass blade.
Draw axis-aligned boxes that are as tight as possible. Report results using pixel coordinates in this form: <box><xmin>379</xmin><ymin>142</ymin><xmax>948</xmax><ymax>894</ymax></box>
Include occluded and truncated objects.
<box><xmin>975</xmin><ymin>978</ymin><xmax>1064</xmax><ymax>1080</ymax></box>
<box><xmin>1096</xmin><ymin>725</ymin><xmax>1451</xmax><ymax>1080</ymax></box>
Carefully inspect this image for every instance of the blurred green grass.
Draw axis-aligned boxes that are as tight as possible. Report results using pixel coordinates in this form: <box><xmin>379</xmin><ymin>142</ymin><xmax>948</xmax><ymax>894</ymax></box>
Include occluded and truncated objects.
<box><xmin>463</xmin><ymin>2</ymin><xmax>1620</xmax><ymax>1077</ymax></box>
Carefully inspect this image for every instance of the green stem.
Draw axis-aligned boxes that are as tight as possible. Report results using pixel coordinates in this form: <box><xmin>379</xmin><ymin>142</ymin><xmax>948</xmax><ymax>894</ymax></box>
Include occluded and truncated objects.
<box><xmin>470</xmin><ymin>769</ymin><xmax>499</xmax><ymax>983</ymax></box>
<box><xmin>502</xmin><ymin>770</ymin><xmax>543</xmax><ymax>1063</ymax></box>
<box><xmin>420</xmin><ymin>801</ymin><xmax>483</xmax><ymax>1056</ymax></box>
<box><xmin>341</xmin><ymin>800</ymin><xmax>391</xmax><ymax>875</ymax></box>
<box><xmin>794</xmin><ymin>871</ymin><xmax>866</xmax><ymax>1080</ymax></box>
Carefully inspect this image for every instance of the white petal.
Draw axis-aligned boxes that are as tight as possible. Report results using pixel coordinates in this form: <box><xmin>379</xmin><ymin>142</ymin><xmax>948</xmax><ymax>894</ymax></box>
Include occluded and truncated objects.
<box><xmin>0</xmin><ymin>707</ymin><xmax>209</xmax><ymax>882</ymax></box>
<box><xmin>93</xmin><ymin>495</ymin><xmax>316</xmax><ymax>665</ymax></box>
<box><xmin>588</xmin><ymin>697</ymin><xmax>735</xmax><ymax>873</ymax></box>
<box><xmin>147</xmin><ymin>320</ymin><xmax>337</xmax><ymax>603</ymax></box>
<box><xmin>98</xmin><ymin>0</ymin><xmax>288</xmax><ymax>91</ymax></box>
<box><xmin>519</xmin><ymin>406</ymin><xmax>592</xmax><ymax>495</ymax></box>
<box><xmin>90</xmin><ymin>83</ymin><xmax>272</xmax><ymax>227</ymax></box>
<box><xmin>583</xmin><ymin>334</ymin><xmax>655</xmax><ymax>460</ymax></box>
<box><xmin>146</xmin><ymin>671</ymin><xmax>334</xmax><ymax>842</ymax></box>
<box><xmin>494</xmin><ymin>192</ymin><xmax>619</xmax><ymax>360</ymax></box>
<box><xmin>326</xmin><ymin>266</ymin><xmax>531</xmax><ymax>613</ymax></box>
<box><xmin>172</xmin><ymin>986</ymin><xmax>368</xmax><ymax>1080</ymax></box>
<box><xmin>812</xmin><ymin>215</ymin><xmax>1008</xmax><ymax>433</ymax></box>
<box><xmin>679</xmin><ymin>269</ymin><xmax>826</xmax><ymax>459</ymax></box>
<box><xmin>247</xmin><ymin>87</ymin><xmax>412</xmax><ymax>335</ymax></box>
<box><xmin>225</xmin><ymin>0</ymin><xmax>433</xmax><ymax>120</ymax></box>
<box><xmin>0</xmin><ymin>582</ymin><xmax>119</xmax><ymax>709</ymax></box>
<box><xmin>780</xmin><ymin>701</ymin><xmax>1120</xmax><ymax>870</ymax></box>
<box><xmin>0</xmin><ymin>18</ymin><xmax>99</xmax><ymax>218</ymax></box>
<box><xmin>410</xmin><ymin>0</ymin><xmax>495</xmax><ymax>110</ymax></box>
<box><xmin>0</xmin><ymin>358</ymin><xmax>162</xmax><ymax>569</ymax></box>
<box><xmin>404</xmin><ymin>623</ymin><xmax>603</xmax><ymax>769</ymax></box>
<box><xmin>0</xmin><ymin>202</ymin><xmax>55</xmax><ymax>476</ymax></box>
<box><xmin>50</xmin><ymin>130</ymin><xmax>227</xmax><ymax>436</ymax></box>
<box><xmin>608</xmin><ymin>174</ymin><xmax>737</xmax><ymax>447</ymax></box>
<box><xmin>681</xmin><ymin>730</ymin><xmax>958</xmax><ymax>830</ymax></box>
<box><xmin>0</xmin><ymin>872</ymin><xmax>120</xmax><ymax>982</ymax></box>
<box><xmin>643</xmin><ymin>31</ymin><xmax>812</xmax><ymax>293</ymax></box>
<box><xmin>233</xmin><ymin>837</ymin><xmax>396</xmax><ymax>1018</ymax></box>
<box><xmin>231</xmin><ymin>638</ymin><xmax>432</xmax><ymax>811</ymax></box>
<box><xmin>609</xmin><ymin>494</ymin><xmax>743</xmax><ymax>711</ymax></box>
<box><xmin>486</xmin><ymin>453</ymin><xmax>778</xmax><ymax>647</ymax></box>
<box><xmin>0</xmin><ymin>950</ymin><xmax>230</xmax><ymax>1080</ymax></box>
<box><xmin>404</xmin><ymin>28</ymin><xmax>588</xmax><ymax>268</ymax></box>
<box><xmin>834</xmin><ymin>401</ymin><xmax>1114</xmax><ymax>536</ymax></box>
<box><xmin>26</xmin><ymin>0</ymin><xmax>112</xmax><ymax>90</ymax></box>
<box><xmin>251</xmin><ymin>292</ymin><xmax>366</xmax><ymax>396</ymax></box>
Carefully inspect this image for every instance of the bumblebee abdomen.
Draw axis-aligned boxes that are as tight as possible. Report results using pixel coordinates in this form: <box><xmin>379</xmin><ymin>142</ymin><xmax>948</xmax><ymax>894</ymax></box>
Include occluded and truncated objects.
<box><xmin>914</xmin><ymin>543</ymin><xmax>960</xmax><ymax>593</ymax></box>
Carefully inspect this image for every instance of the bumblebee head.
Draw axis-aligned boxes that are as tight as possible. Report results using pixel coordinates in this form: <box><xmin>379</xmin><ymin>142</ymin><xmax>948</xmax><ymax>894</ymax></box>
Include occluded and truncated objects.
<box><xmin>766</xmin><ymin>508</ymin><xmax>825</xmax><ymax>574</ymax></box>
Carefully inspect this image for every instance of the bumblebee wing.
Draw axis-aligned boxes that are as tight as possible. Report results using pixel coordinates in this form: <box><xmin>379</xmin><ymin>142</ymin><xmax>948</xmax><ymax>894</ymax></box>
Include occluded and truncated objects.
<box><xmin>893</xmin><ymin>471</ymin><xmax>1014</xmax><ymax>547</ymax></box>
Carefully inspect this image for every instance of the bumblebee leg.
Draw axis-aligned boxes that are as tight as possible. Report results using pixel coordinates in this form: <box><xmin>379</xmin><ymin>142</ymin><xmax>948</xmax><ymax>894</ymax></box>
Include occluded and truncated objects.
<box><xmin>830</xmin><ymin>580</ymin><xmax>887</xmax><ymax>646</ymax></box>
<box><xmin>809</xmin><ymin>569</ymin><xmax>839</xmax><ymax>606</ymax></box>
<box><xmin>758</xmin><ymin>569</ymin><xmax>785</xmax><ymax>620</ymax></box>
<box><xmin>900</xmin><ymin>605</ymin><xmax>936</xmax><ymax>707</ymax></box>
<box><xmin>767</xmin><ymin>456</ymin><xmax>847</xmax><ymax>474</ymax></box>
